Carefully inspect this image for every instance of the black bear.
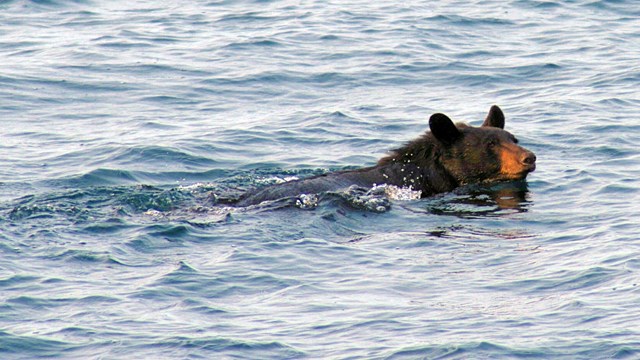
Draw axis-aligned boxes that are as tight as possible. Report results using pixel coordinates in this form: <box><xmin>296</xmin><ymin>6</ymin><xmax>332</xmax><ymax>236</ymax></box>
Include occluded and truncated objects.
<box><xmin>236</xmin><ymin>105</ymin><xmax>536</xmax><ymax>207</ymax></box>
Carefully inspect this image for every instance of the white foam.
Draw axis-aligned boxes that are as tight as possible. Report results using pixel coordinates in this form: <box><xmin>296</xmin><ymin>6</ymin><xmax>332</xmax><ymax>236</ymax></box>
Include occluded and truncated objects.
<box><xmin>256</xmin><ymin>176</ymin><xmax>299</xmax><ymax>185</ymax></box>
<box><xmin>177</xmin><ymin>182</ymin><xmax>210</xmax><ymax>191</ymax></box>
<box><xmin>295</xmin><ymin>194</ymin><xmax>319</xmax><ymax>209</ymax></box>
<box><xmin>371</xmin><ymin>184</ymin><xmax>422</xmax><ymax>201</ymax></box>
<box><xmin>144</xmin><ymin>209</ymin><xmax>164</xmax><ymax>217</ymax></box>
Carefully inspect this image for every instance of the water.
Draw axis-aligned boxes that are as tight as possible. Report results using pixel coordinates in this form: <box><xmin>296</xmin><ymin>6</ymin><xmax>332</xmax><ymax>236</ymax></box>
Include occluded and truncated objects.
<box><xmin>1</xmin><ymin>0</ymin><xmax>640</xmax><ymax>358</ymax></box>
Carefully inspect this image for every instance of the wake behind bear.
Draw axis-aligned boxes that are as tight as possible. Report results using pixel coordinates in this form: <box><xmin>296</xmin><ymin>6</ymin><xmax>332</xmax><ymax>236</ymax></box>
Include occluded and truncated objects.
<box><xmin>236</xmin><ymin>105</ymin><xmax>536</xmax><ymax>207</ymax></box>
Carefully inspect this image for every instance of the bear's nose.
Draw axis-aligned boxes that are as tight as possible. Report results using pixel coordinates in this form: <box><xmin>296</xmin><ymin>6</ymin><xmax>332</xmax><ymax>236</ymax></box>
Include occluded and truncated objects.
<box><xmin>522</xmin><ymin>152</ymin><xmax>536</xmax><ymax>165</ymax></box>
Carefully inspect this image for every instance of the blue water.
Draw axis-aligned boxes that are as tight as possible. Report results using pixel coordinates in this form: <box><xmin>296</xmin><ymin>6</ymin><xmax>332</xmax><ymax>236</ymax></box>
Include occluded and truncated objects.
<box><xmin>1</xmin><ymin>0</ymin><xmax>640</xmax><ymax>358</ymax></box>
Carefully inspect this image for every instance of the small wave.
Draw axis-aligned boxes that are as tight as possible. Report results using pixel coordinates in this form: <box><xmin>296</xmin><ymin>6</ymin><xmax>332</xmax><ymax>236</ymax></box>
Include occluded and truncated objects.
<box><xmin>201</xmin><ymin>70</ymin><xmax>356</xmax><ymax>89</ymax></box>
<box><xmin>2</xmin><ymin>0</ymin><xmax>91</xmax><ymax>10</ymax></box>
<box><xmin>133</xmin><ymin>336</ymin><xmax>305</xmax><ymax>359</ymax></box>
<box><xmin>110</xmin><ymin>146</ymin><xmax>218</xmax><ymax>169</ymax></box>
<box><xmin>426</xmin><ymin>14</ymin><xmax>515</xmax><ymax>26</ymax></box>
<box><xmin>46</xmin><ymin>249</ymin><xmax>127</xmax><ymax>266</ymax></box>
<box><xmin>486</xmin><ymin>266</ymin><xmax>621</xmax><ymax>294</ymax></box>
<box><xmin>512</xmin><ymin>0</ymin><xmax>563</xmax><ymax>9</ymax></box>
<box><xmin>131</xmin><ymin>259</ymin><xmax>296</xmax><ymax>302</ymax></box>
<box><xmin>0</xmin><ymin>274</ymin><xmax>40</xmax><ymax>288</ymax></box>
<box><xmin>216</xmin><ymin>12</ymin><xmax>274</xmax><ymax>23</ymax></box>
<box><xmin>7</xmin><ymin>293</ymin><xmax>118</xmax><ymax>308</ymax></box>
<box><xmin>63</xmin><ymin>168</ymin><xmax>140</xmax><ymax>187</ymax></box>
<box><xmin>386</xmin><ymin>341</ymin><xmax>547</xmax><ymax>359</ymax></box>
<box><xmin>222</xmin><ymin>39</ymin><xmax>283</xmax><ymax>50</ymax></box>
<box><xmin>0</xmin><ymin>330</ymin><xmax>75</xmax><ymax>356</ymax></box>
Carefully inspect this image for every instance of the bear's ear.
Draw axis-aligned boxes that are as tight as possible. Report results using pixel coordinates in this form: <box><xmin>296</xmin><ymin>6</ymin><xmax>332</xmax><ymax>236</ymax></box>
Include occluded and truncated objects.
<box><xmin>430</xmin><ymin>113</ymin><xmax>461</xmax><ymax>145</ymax></box>
<box><xmin>482</xmin><ymin>105</ymin><xmax>505</xmax><ymax>129</ymax></box>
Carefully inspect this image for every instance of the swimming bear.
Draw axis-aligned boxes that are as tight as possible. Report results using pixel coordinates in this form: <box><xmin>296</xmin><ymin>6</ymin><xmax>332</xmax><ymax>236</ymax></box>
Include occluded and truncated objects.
<box><xmin>236</xmin><ymin>105</ymin><xmax>536</xmax><ymax>207</ymax></box>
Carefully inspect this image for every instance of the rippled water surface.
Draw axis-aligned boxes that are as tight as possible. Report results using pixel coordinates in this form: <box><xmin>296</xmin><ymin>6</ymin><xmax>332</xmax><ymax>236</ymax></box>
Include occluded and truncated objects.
<box><xmin>2</xmin><ymin>0</ymin><xmax>640</xmax><ymax>359</ymax></box>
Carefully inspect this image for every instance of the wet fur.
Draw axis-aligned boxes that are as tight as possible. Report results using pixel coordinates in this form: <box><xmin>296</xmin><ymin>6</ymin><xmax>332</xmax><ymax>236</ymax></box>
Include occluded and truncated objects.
<box><xmin>236</xmin><ymin>105</ymin><xmax>535</xmax><ymax>207</ymax></box>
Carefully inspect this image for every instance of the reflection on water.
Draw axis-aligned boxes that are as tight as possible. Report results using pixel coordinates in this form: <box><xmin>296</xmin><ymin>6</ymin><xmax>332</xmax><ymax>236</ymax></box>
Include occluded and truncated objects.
<box><xmin>422</xmin><ymin>181</ymin><xmax>532</xmax><ymax>218</ymax></box>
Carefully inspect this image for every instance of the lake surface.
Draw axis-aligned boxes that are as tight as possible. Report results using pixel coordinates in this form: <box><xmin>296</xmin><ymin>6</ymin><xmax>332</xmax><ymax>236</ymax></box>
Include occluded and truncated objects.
<box><xmin>1</xmin><ymin>0</ymin><xmax>640</xmax><ymax>358</ymax></box>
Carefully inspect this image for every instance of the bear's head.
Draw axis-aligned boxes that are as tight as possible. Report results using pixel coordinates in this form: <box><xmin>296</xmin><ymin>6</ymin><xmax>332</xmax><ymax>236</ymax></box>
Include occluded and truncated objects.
<box><xmin>429</xmin><ymin>105</ymin><xmax>536</xmax><ymax>185</ymax></box>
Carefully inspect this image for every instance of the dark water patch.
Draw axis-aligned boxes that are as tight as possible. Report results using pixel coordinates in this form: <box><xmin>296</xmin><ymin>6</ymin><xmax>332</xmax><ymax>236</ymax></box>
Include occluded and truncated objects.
<box><xmin>335</xmin><ymin>9</ymin><xmax>383</xmax><ymax>22</ymax></box>
<box><xmin>62</xmin><ymin>169</ymin><xmax>140</xmax><ymax>187</ymax></box>
<box><xmin>126</xmin><ymin>229</ymin><xmax>188</xmax><ymax>253</ymax></box>
<box><xmin>180</xmin><ymin>298</ymin><xmax>228</xmax><ymax>315</ymax></box>
<box><xmin>594</xmin><ymin>183</ymin><xmax>639</xmax><ymax>196</ymax></box>
<box><xmin>489</xmin><ymin>267</ymin><xmax>620</xmax><ymax>294</ymax></box>
<box><xmin>621</xmin><ymin>259</ymin><xmax>640</xmax><ymax>271</ymax></box>
<box><xmin>77</xmin><ymin>295</ymin><xmax>120</xmax><ymax>304</ymax></box>
<box><xmin>423</xmin><ymin>15</ymin><xmax>515</xmax><ymax>34</ymax></box>
<box><xmin>386</xmin><ymin>341</ymin><xmax>548</xmax><ymax>359</ymax></box>
<box><xmin>1</xmin><ymin>0</ymin><xmax>91</xmax><ymax>11</ymax></box>
<box><xmin>139</xmin><ymin>95</ymin><xmax>201</xmax><ymax>105</ymax></box>
<box><xmin>147</xmin><ymin>223</ymin><xmax>192</xmax><ymax>238</ymax></box>
<box><xmin>41</xmin><ymin>277</ymin><xmax>65</xmax><ymax>284</ymax></box>
<box><xmin>614</xmin><ymin>347</ymin><xmax>640</xmax><ymax>359</ymax></box>
<box><xmin>117</xmin><ymin>336</ymin><xmax>304</xmax><ymax>359</ymax></box>
<box><xmin>139</xmin><ymin>120</ymin><xmax>180</xmax><ymax>131</ymax></box>
<box><xmin>597</xmin><ymin>97</ymin><xmax>640</xmax><ymax>107</ymax></box>
<box><xmin>422</xmin><ymin>225</ymin><xmax>533</xmax><ymax>243</ymax></box>
<box><xmin>5</xmin><ymin>74</ymin><xmax>138</xmax><ymax>98</ymax></box>
<box><xmin>82</xmin><ymin>218</ymin><xmax>134</xmax><ymax>234</ymax></box>
<box><xmin>47</xmin><ymin>249</ymin><xmax>127</xmax><ymax>266</ymax></box>
<box><xmin>0</xmin><ymin>330</ymin><xmax>76</xmax><ymax>357</ymax></box>
<box><xmin>7</xmin><ymin>294</ymin><xmax>113</xmax><ymax>309</ymax></box>
<box><xmin>216</xmin><ymin>11</ymin><xmax>278</xmax><ymax>23</ymax></box>
<box><xmin>0</xmin><ymin>274</ymin><xmax>40</xmax><ymax>289</ymax></box>
<box><xmin>583</xmin><ymin>0</ymin><xmax>640</xmax><ymax>15</ymax></box>
<box><xmin>522</xmin><ymin>0</ymin><xmax>563</xmax><ymax>9</ymax></box>
<box><xmin>79</xmin><ymin>63</ymin><xmax>183</xmax><ymax>81</ymax></box>
<box><xmin>223</xmin><ymin>38</ymin><xmax>284</xmax><ymax>50</ymax></box>
<box><xmin>319</xmin><ymin>34</ymin><xmax>340</xmax><ymax>41</ymax></box>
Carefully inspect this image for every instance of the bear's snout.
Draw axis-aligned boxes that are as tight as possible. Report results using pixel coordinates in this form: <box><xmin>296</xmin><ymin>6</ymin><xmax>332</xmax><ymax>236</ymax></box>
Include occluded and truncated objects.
<box><xmin>521</xmin><ymin>151</ymin><xmax>536</xmax><ymax>169</ymax></box>
<box><xmin>498</xmin><ymin>143</ymin><xmax>536</xmax><ymax>180</ymax></box>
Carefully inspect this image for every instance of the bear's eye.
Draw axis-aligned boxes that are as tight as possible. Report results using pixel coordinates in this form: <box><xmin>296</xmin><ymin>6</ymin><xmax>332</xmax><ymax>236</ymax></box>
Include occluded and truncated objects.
<box><xmin>487</xmin><ymin>139</ymin><xmax>499</xmax><ymax>148</ymax></box>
